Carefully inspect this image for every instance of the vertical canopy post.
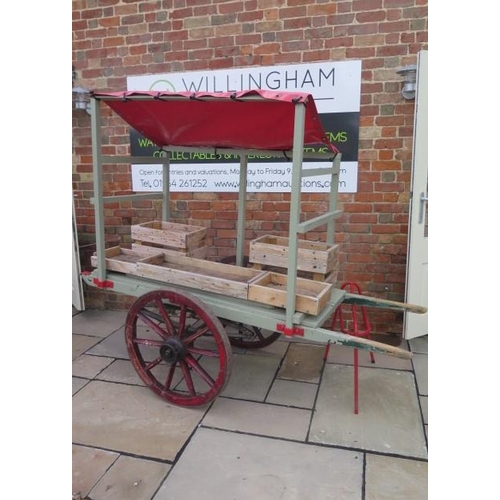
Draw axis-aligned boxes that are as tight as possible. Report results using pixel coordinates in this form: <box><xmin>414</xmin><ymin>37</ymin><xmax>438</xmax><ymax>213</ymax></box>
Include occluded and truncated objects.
<box><xmin>285</xmin><ymin>101</ymin><xmax>306</xmax><ymax>327</ymax></box>
<box><xmin>236</xmin><ymin>155</ymin><xmax>248</xmax><ymax>267</ymax></box>
<box><xmin>90</xmin><ymin>97</ymin><xmax>106</xmax><ymax>281</ymax></box>
<box><xmin>162</xmin><ymin>152</ymin><xmax>171</xmax><ymax>221</ymax></box>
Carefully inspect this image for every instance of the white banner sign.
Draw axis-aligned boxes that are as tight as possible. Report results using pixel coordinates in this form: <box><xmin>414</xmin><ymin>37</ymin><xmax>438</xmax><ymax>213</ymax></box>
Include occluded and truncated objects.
<box><xmin>127</xmin><ymin>60</ymin><xmax>361</xmax><ymax>193</ymax></box>
<box><xmin>131</xmin><ymin>161</ymin><xmax>357</xmax><ymax>193</ymax></box>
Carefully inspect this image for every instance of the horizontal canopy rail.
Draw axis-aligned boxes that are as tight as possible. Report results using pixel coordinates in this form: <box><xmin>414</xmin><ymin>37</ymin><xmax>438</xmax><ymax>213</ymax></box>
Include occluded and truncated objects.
<box><xmin>90</xmin><ymin>193</ymin><xmax>164</xmax><ymax>205</ymax></box>
<box><xmin>301</xmin><ymin>166</ymin><xmax>338</xmax><ymax>177</ymax></box>
<box><xmin>97</xmin><ymin>150</ymin><xmax>338</xmax><ymax>164</ymax></box>
<box><xmin>296</xmin><ymin>210</ymin><xmax>343</xmax><ymax>233</ymax></box>
<box><xmin>94</xmin><ymin>93</ymin><xmax>308</xmax><ymax>103</ymax></box>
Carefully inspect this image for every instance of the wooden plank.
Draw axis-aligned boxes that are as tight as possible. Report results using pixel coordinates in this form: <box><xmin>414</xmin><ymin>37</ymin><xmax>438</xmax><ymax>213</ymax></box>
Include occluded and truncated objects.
<box><xmin>248</xmin><ymin>272</ymin><xmax>332</xmax><ymax>315</ymax></box>
<box><xmin>249</xmin><ymin>235</ymin><xmax>339</xmax><ymax>275</ymax></box>
<box><xmin>343</xmin><ymin>293</ymin><xmax>428</xmax><ymax>314</ymax></box>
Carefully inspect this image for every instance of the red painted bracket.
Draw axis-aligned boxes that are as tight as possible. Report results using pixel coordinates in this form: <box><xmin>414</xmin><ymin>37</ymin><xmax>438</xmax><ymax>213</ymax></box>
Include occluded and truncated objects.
<box><xmin>92</xmin><ymin>277</ymin><xmax>114</xmax><ymax>288</ymax></box>
<box><xmin>277</xmin><ymin>323</ymin><xmax>304</xmax><ymax>337</ymax></box>
<box><xmin>81</xmin><ymin>271</ymin><xmax>114</xmax><ymax>288</ymax></box>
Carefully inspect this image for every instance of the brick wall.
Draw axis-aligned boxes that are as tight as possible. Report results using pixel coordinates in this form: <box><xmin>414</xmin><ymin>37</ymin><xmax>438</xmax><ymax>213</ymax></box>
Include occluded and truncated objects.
<box><xmin>72</xmin><ymin>0</ymin><xmax>428</xmax><ymax>336</ymax></box>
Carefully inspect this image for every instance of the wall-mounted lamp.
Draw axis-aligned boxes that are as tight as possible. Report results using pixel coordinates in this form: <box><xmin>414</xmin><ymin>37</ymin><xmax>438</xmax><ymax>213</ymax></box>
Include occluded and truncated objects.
<box><xmin>396</xmin><ymin>64</ymin><xmax>417</xmax><ymax>100</ymax></box>
<box><xmin>72</xmin><ymin>85</ymin><xmax>91</xmax><ymax>114</ymax></box>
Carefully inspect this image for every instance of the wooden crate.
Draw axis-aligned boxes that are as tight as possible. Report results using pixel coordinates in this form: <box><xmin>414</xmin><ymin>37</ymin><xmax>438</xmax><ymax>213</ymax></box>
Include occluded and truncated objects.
<box><xmin>248</xmin><ymin>272</ymin><xmax>333</xmax><ymax>315</ymax></box>
<box><xmin>249</xmin><ymin>235</ymin><xmax>339</xmax><ymax>276</ymax></box>
<box><xmin>135</xmin><ymin>252</ymin><xmax>268</xmax><ymax>300</ymax></box>
<box><xmin>91</xmin><ymin>246</ymin><xmax>164</xmax><ymax>274</ymax></box>
<box><xmin>131</xmin><ymin>220</ymin><xmax>207</xmax><ymax>253</ymax></box>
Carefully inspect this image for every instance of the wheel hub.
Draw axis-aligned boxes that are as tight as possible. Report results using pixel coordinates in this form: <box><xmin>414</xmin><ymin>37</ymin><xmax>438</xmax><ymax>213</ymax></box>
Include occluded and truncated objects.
<box><xmin>160</xmin><ymin>338</ymin><xmax>187</xmax><ymax>364</ymax></box>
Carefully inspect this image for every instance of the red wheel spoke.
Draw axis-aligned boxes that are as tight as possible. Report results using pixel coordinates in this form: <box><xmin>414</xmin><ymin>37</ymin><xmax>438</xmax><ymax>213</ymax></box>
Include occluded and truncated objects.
<box><xmin>137</xmin><ymin>310</ymin><xmax>169</xmax><ymax>340</ymax></box>
<box><xmin>154</xmin><ymin>297</ymin><xmax>177</xmax><ymax>336</ymax></box>
<box><xmin>143</xmin><ymin>357</ymin><xmax>163</xmax><ymax>372</ymax></box>
<box><xmin>185</xmin><ymin>355</ymin><xmax>215</xmax><ymax>388</ymax></box>
<box><xmin>164</xmin><ymin>363</ymin><xmax>177</xmax><ymax>391</ymax></box>
<box><xmin>183</xmin><ymin>325</ymin><xmax>210</xmax><ymax>345</ymax></box>
<box><xmin>177</xmin><ymin>305</ymin><xmax>188</xmax><ymax>337</ymax></box>
<box><xmin>187</xmin><ymin>346</ymin><xmax>219</xmax><ymax>358</ymax></box>
<box><xmin>254</xmin><ymin>329</ymin><xmax>266</xmax><ymax>341</ymax></box>
<box><xmin>180</xmin><ymin>360</ymin><xmax>196</xmax><ymax>396</ymax></box>
<box><xmin>133</xmin><ymin>338</ymin><xmax>164</xmax><ymax>348</ymax></box>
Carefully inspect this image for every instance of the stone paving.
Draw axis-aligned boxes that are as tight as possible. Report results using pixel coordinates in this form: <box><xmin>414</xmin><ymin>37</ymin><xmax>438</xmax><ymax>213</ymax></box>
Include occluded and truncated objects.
<box><xmin>72</xmin><ymin>308</ymin><xmax>428</xmax><ymax>499</ymax></box>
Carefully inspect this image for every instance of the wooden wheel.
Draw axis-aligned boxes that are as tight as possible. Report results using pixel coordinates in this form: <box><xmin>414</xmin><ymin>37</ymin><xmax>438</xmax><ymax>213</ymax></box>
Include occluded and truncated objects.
<box><xmin>125</xmin><ymin>288</ymin><xmax>232</xmax><ymax>407</ymax></box>
<box><xmin>222</xmin><ymin>320</ymin><xmax>281</xmax><ymax>349</ymax></box>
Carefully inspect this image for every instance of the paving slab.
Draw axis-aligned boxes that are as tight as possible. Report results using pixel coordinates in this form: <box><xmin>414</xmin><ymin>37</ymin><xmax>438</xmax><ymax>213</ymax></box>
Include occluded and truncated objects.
<box><xmin>72</xmin><ymin>354</ymin><xmax>114</xmax><ymax>378</ymax></box>
<box><xmin>310</xmin><ymin>364</ymin><xmax>427</xmax><ymax>459</ymax></box>
<box><xmin>420</xmin><ymin>395</ymin><xmax>428</xmax><ymax>424</ymax></box>
<box><xmin>73</xmin><ymin>334</ymin><xmax>102</xmax><ymax>360</ymax></box>
<box><xmin>409</xmin><ymin>336</ymin><xmax>428</xmax><ymax>354</ymax></box>
<box><xmin>153</xmin><ymin>427</ymin><xmax>363</xmax><ymax>500</ymax></box>
<box><xmin>72</xmin><ymin>309</ymin><xmax>127</xmax><ymax>337</ymax></box>
<box><xmin>365</xmin><ymin>453</ymin><xmax>428</xmax><ymax>500</ymax></box>
<box><xmin>87</xmin><ymin>328</ymin><xmax>129</xmax><ymax>359</ymax></box>
<box><xmin>327</xmin><ymin>343</ymin><xmax>413</xmax><ymax>371</ymax></box>
<box><xmin>277</xmin><ymin>342</ymin><xmax>325</xmax><ymax>382</ymax></box>
<box><xmin>73</xmin><ymin>377</ymin><xmax>89</xmax><ymax>395</ymax></box>
<box><xmin>412</xmin><ymin>353</ymin><xmax>428</xmax><ymax>396</ymax></box>
<box><xmin>72</xmin><ymin>445</ymin><xmax>119</xmax><ymax>498</ymax></box>
<box><xmin>243</xmin><ymin>336</ymin><xmax>290</xmax><ymax>357</ymax></box>
<box><xmin>266</xmin><ymin>379</ymin><xmax>318</xmax><ymax>409</ymax></box>
<box><xmin>221</xmin><ymin>352</ymin><xmax>281</xmax><ymax>401</ymax></box>
<box><xmin>89</xmin><ymin>455</ymin><xmax>171</xmax><ymax>500</ymax></box>
<box><xmin>203</xmin><ymin>397</ymin><xmax>311</xmax><ymax>441</ymax></box>
<box><xmin>72</xmin><ymin>380</ymin><xmax>206</xmax><ymax>461</ymax></box>
<box><xmin>96</xmin><ymin>359</ymin><xmax>146</xmax><ymax>386</ymax></box>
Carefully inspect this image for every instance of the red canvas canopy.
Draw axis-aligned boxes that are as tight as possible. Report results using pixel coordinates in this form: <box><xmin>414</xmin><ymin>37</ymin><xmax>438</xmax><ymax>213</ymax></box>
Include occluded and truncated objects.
<box><xmin>92</xmin><ymin>89</ymin><xmax>339</xmax><ymax>154</ymax></box>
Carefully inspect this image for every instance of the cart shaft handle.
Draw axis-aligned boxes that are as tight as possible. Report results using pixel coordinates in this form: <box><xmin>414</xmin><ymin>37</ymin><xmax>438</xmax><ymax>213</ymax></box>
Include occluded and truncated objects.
<box><xmin>343</xmin><ymin>293</ymin><xmax>427</xmax><ymax>314</ymax></box>
<box><xmin>338</xmin><ymin>334</ymin><xmax>413</xmax><ymax>360</ymax></box>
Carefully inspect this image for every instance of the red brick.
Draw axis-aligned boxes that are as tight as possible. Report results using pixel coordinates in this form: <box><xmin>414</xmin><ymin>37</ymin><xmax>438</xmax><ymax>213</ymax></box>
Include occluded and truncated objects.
<box><xmin>254</xmin><ymin>43</ymin><xmax>280</xmax><ymax>54</ymax></box>
<box><xmin>279</xmin><ymin>6</ymin><xmax>307</xmax><ymax>18</ymax></box>
<box><xmin>275</xmin><ymin>53</ymin><xmax>302</xmax><ymax>64</ymax></box>
<box><xmin>73</xmin><ymin>0</ymin><xmax>428</xmax><ymax>329</ymax></box>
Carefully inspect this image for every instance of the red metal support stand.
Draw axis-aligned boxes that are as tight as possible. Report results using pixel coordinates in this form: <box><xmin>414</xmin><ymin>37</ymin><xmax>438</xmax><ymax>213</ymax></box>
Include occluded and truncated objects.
<box><xmin>331</xmin><ymin>282</ymin><xmax>375</xmax><ymax>414</ymax></box>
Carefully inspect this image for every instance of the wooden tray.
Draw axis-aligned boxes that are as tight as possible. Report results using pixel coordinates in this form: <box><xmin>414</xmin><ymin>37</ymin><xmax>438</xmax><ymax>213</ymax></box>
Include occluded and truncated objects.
<box><xmin>248</xmin><ymin>272</ymin><xmax>333</xmax><ymax>315</ymax></box>
<box><xmin>131</xmin><ymin>220</ymin><xmax>207</xmax><ymax>252</ymax></box>
<box><xmin>90</xmin><ymin>246</ymin><xmax>164</xmax><ymax>274</ymax></box>
<box><xmin>249</xmin><ymin>235</ymin><xmax>339</xmax><ymax>276</ymax></box>
<box><xmin>134</xmin><ymin>252</ymin><xmax>267</xmax><ymax>300</ymax></box>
